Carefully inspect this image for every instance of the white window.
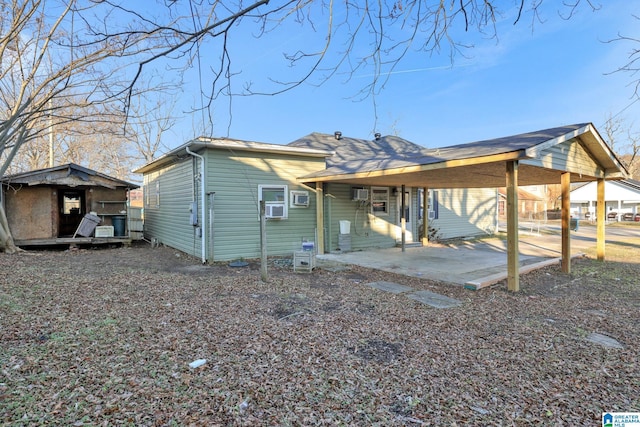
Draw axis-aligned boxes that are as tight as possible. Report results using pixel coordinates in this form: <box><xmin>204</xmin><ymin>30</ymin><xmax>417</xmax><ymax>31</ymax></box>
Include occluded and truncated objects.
<box><xmin>428</xmin><ymin>190</ymin><xmax>439</xmax><ymax>220</ymax></box>
<box><xmin>371</xmin><ymin>187</ymin><xmax>389</xmax><ymax>216</ymax></box>
<box><xmin>259</xmin><ymin>184</ymin><xmax>288</xmax><ymax>219</ymax></box>
<box><xmin>290</xmin><ymin>190</ymin><xmax>310</xmax><ymax>208</ymax></box>
<box><xmin>418</xmin><ymin>189</ymin><xmax>439</xmax><ymax>220</ymax></box>
<box><xmin>145</xmin><ymin>180</ymin><xmax>160</xmax><ymax>208</ymax></box>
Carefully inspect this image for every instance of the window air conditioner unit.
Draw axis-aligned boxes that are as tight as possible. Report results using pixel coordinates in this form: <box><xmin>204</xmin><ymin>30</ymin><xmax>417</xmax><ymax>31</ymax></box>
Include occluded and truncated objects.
<box><xmin>292</xmin><ymin>193</ymin><xmax>309</xmax><ymax>207</ymax></box>
<box><xmin>353</xmin><ymin>189</ymin><xmax>369</xmax><ymax>201</ymax></box>
<box><xmin>265</xmin><ymin>204</ymin><xmax>285</xmax><ymax>219</ymax></box>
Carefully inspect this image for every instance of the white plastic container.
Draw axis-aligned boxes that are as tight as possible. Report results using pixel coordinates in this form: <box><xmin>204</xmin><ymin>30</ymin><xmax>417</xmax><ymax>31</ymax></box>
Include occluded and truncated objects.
<box><xmin>189</xmin><ymin>359</ymin><xmax>207</xmax><ymax>369</ymax></box>
<box><xmin>339</xmin><ymin>220</ymin><xmax>351</xmax><ymax>235</ymax></box>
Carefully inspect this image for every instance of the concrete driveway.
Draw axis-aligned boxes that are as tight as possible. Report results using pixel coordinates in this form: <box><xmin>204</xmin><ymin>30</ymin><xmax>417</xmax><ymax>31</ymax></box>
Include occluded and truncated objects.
<box><xmin>317</xmin><ymin>221</ymin><xmax>640</xmax><ymax>289</ymax></box>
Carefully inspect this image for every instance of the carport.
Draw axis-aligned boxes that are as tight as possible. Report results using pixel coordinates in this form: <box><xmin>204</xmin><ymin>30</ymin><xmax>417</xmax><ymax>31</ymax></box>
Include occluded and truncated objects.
<box><xmin>304</xmin><ymin>123</ymin><xmax>628</xmax><ymax>291</ymax></box>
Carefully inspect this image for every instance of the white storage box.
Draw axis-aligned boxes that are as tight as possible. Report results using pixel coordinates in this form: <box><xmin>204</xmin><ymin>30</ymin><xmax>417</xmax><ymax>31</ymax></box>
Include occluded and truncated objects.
<box><xmin>293</xmin><ymin>251</ymin><xmax>315</xmax><ymax>272</ymax></box>
<box><xmin>95</xmin><ymin>225</ymin><xmax>114</xmax><ymax>237</ymax></box>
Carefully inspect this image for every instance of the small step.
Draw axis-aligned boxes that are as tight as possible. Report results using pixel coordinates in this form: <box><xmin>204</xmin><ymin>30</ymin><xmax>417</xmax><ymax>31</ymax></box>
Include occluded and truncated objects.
<box><xmin>395</xmin><ymin>242</ymin><xmax>423</xmax><ymax>248</ymax></box>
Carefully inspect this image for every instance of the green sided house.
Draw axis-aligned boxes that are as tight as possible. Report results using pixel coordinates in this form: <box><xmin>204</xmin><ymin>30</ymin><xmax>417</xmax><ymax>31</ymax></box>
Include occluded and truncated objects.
<box><xmin>135</xmin><ymin>139</ymin><xmax>331</xmax><ymax>262</ymax></box>
<box><xmin>134</xmin><ymin>134</ymin><xmax>499</xmax><ymax>262</ymax></box>
<box><xmin>136</xmin><ymin>123</ymin><xmax>627</xmax><ymax>292</ymax></box>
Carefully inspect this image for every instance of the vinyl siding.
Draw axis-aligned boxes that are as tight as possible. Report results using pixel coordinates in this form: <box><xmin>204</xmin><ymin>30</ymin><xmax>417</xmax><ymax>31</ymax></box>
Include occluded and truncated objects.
<box><xmin>205</xmin><ymin>150</ymin><xmax>326</xmax><ymax>261</ymax></box>
<box><xmin>141</xmin><ymin>149</ymin><xmax>498</xmax><ymax>259</ymax></box>
<box><xmin>524</xmin><ymin>140</ymin><xmax>604</xmax><ymax>177</ymax></box>
<box><xmin>323</xmin><ymin>183</ymin><xmax>398</xmax><ymax>252</ymax></box>
<box><xmin>428</xmin><ymin>188</ymin><xmax>498</xmax><ymax>240</ymax></box>
<box><xmin>142</xmin><ymin>159</ymin><xmax>200</xmax><ymax>256</ymax></box>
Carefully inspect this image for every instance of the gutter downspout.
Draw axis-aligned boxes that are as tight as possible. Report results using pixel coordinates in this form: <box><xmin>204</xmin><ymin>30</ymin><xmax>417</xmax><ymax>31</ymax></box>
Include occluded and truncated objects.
<box><xmin>186</xmin><ymin>146</ymin><xmax>206</xmax><ymax>264</ymax></box>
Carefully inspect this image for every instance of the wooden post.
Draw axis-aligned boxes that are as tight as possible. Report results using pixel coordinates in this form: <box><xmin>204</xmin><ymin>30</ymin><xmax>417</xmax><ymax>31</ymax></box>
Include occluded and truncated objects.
<box><xmin>422</xmin><ymin>186</ymin><xmax>429</xmax><ymax>245</ymax></box>
<box><xmin>315</xmin><ymin>181</ymin><xmax>324</xmax><ymax>254</ymax></box>
<box><xmin>506</xmin><ymin>161</ymin><xmax>519</xmax><ymax>292</ymax></box>
<box><xmin>401</xmin><ymin>184</ymin><xmax>406</xmax><ymax>252</ymax></box>
<box><xmin>260</xmin><ymin>200</ymin><xmax>267</xmax><ymax>282</ymax></box>
<box><xmin>596</xmin><ymin>178</ymin><xmax>605</xmax><ymax>261</ymax></box>
<box><xmin>561</xmin><ymin>172</ymin><xmax>571</xmax><ymax>274</ymax></box>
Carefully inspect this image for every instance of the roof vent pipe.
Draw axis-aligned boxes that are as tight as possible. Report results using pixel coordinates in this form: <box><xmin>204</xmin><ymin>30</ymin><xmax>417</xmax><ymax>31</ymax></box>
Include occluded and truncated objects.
<box><xmin>334</xmin><ymin>131</ymin><xmax>342</xmax><ymax>140</ymax></box>
<box><xmin>374</xmin><ymin>133</ymin><xmax>381</xmax><ymax>140</ymax></box>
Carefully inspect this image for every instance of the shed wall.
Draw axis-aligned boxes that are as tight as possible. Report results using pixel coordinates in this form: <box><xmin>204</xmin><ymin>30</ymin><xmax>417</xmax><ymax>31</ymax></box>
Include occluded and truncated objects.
<box><xmin>89</xmin><ymin>187</ymin><xmax>129</xmax><ymax>229</ymax></box>
<box><xmin>5</xmin><ymin>187</ymin><xmax>54</xmax><ymax>239</ymax></box>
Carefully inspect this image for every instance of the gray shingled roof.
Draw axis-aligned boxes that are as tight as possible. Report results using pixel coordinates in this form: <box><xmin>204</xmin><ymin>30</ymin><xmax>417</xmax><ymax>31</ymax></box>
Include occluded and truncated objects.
<box><xmin>289</xmin><ymin>124</ymin><xmax>595</xmax><ymax>179</ymax></box>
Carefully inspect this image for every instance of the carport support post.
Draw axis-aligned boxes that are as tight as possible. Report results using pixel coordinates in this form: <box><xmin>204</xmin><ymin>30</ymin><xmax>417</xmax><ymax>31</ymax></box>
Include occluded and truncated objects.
<box><xmin>561</xmin><ymin>172</ymin><xmax>571</xmax><ymax>274</ymax></box>
<box><xmin>506</xmin><ymin>161</ymin><xmax>520</xmax><ymax>292</ymax></box>
<box><xmin>422</xmin><ymin>186</ymin><xmax>429</xmax><ymax>245</ymax></box>
<box><xmin>597</xmin><ymin>178</ymin><xmax>605</xmax><ymax>260</ymax></box>
<box><xmin>401</xmin><ymin>184</ymin><xmax>406</xmax><ymax>252</ymax></box>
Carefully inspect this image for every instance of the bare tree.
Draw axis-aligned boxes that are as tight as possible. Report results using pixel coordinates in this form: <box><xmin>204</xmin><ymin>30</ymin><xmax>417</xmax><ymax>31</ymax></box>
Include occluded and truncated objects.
<box><xmin>0</xmin><ymin>0</ymin><xmax>608</xmax><ymax>252</ymax></box>
<box><xmin>606</xmin><ymin>14</ymin><xmax>640</xmax><ymax>99</ymax></box>
<box><xmin>604</xmin><ymin>113</ymin><xmax>640</xmax><ymax>179</ymax></box>
<box><xmin>0</xmin><ymin>0</ymin><xmax>157</xmax><ymax>252</ymax></box>
<box><xmin>127</xmin><ymin>92</ymin><xmax>180</xmax><ymax>164</ymax></box>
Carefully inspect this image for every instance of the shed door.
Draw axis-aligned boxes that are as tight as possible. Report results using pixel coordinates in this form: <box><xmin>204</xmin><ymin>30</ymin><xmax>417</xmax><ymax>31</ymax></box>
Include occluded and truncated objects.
<box><xmin>58</xmin><ymin>190</ymin><xmax>86</xmax><ymax>237</ymax></box>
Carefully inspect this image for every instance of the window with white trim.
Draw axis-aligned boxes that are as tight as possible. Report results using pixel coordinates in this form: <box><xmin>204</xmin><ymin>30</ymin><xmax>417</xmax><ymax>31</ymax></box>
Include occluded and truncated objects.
<box><xmin>290</xmin><ymin>190</ymin><xmax>310</xmax><ymax>208</ymax></box>
<box><xmin>145</xmin><ymin>180</ymin><xmax>160</xmax><ymax>208</ymax></box>
<box><xmin>428</xmin><ymin>190</ymin><xmax>439</xmax><ymax>220</ymax></box>
<box><xmin>418</xmin><ymin>189</ymin><xmax>439</xmax><ymax>220</ymax></box>
<box><xmin>371</xmin><ymin>187</ymin><xmax>389</xmax><ymax>216</ymax></box>
<box><xmin>258</xmin><ymin>184</ymin><xmax>288</xmax><ymax>219</ymax></box>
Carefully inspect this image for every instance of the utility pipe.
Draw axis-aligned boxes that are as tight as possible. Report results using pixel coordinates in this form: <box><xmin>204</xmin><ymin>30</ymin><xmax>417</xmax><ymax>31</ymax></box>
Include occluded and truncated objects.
<box><xmin>185</xmin><ymin>145</ymin><xmax>206</xmax><ymax>264</ymax></box>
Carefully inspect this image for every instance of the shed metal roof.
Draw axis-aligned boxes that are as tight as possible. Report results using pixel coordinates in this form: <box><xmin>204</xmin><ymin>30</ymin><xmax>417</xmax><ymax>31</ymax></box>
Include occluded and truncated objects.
<box><xmin>2</xmin><ymin>163</ymin><xmax>139</xmax><ymax>189</ymax></box>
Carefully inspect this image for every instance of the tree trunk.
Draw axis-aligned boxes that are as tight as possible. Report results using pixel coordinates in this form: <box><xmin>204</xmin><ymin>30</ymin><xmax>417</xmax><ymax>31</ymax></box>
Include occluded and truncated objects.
<box><xmin>0</xmin><ymin>204</ymin><xmax>19</xmax><ymax>253</ymax></box>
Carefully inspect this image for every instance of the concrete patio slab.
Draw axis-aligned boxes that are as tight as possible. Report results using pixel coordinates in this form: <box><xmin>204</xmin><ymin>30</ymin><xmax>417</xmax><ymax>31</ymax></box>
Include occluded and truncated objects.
<box><xmin>316</xmin><ymin>223</ymin><xmax>621</xmax><ymax>290</ymax></box>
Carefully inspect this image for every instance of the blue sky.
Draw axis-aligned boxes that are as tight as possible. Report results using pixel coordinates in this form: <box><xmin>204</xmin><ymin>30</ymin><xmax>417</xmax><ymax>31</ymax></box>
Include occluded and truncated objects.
<box><xmin>163</xmin><ymin>1</ymin><xmax>639</xmax><ymax>150</ymax></box>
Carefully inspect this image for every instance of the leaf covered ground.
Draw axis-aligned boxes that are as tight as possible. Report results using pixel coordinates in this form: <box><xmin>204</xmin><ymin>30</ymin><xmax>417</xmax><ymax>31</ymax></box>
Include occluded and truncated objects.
<box><xmin>1</xmin><ymin>241</ymin><xmax>638</xmax><ymax>426</ymax></box>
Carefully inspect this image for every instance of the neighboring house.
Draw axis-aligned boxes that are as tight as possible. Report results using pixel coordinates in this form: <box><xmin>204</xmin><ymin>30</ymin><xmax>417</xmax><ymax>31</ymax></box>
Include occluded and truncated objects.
<box><xmin>1</xmin><ymin>163</ymin><xmax>139</xmax><ymax>245</ymax></box>
<box><xmin>135</xmin><ymin>133</ymin><xmax>499</xmax><ymax>262</ymax></box>
<box><xmin>498</xmin><ymin>186</ymin><xmax>546</xmax><ymax>220</ymax></box>
<box><xmin>570</xmin><ymin>179</ymin><xmax>640</xmax><ymax>221</ymax></box>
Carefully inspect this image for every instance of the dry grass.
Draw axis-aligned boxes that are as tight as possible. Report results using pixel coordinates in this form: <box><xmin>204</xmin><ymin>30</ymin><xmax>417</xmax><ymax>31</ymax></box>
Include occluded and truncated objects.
<box><xmin>1</xmin><ymin>240</ymin><xmax>638</xmax><ymax>426</ymax></box>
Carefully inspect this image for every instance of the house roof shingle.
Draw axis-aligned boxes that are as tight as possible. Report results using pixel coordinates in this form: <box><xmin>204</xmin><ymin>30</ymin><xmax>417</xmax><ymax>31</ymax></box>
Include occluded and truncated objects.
<box><xmin>289</xmin><ymin>123</ymin><xmax>628</xmax><ymax>188</ymax></box>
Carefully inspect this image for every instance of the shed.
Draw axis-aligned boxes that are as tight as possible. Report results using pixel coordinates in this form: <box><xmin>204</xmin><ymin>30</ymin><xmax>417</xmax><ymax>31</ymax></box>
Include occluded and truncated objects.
<box><xmin>1</xmin><ymin>163</ymin><xmax>139</xmax><ymax>246</ymax></box>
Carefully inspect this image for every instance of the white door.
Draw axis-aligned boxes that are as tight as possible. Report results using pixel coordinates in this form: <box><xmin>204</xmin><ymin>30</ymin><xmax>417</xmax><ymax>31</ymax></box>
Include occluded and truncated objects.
<box><xmin>396</xmin><ymin>188</ymin><xmax>413</xmax><ymax>242</ymax></box>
